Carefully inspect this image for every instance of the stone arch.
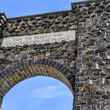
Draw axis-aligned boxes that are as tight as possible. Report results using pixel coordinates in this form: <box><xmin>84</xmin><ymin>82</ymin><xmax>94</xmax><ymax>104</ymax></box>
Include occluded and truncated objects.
<box><xmin>0</xmin><ymin>58</ymin><xmax>75</xmax><ymax>108</ymax></box>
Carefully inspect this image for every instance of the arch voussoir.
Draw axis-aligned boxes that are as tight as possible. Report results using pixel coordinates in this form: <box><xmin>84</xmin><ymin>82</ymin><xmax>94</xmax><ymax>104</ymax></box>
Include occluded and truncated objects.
<box><xmin>0</xmin><ymin>58</ymin><xmax>75</xmax><ymax>100</ymax></box>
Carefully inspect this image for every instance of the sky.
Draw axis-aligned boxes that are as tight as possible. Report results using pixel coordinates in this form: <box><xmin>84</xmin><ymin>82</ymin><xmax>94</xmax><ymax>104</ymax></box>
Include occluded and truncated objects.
<box><xmin>0</xmin><ymin>0</ymin><xmax>85</xmax><ymax>17</ymax></box>
<box><xmin>2</xmin><ymin>77</ymin><xmax>73</xmax><ymax>110</ymax></box>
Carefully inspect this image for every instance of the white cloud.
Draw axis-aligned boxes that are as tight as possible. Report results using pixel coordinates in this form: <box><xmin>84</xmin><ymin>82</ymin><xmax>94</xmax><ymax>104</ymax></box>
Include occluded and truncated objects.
<box><xmin>31</xmin><ymin>85</ymin><xmax>65</xmax><ymax>99</ymax></box>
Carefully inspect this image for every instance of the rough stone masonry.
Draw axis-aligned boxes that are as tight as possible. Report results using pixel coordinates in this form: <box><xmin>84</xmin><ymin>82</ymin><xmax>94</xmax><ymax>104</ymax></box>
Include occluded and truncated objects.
<box><xmin>0</xmin><ymin>0</ymin><xmax>110</xmax><ymax>110</ymax></box>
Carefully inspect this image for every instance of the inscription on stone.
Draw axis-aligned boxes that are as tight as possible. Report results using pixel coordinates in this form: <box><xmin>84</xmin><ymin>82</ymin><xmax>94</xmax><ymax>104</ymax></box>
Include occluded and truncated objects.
<box><xmin>1</xmin><ymin>30</ymin><xmax>75</xmax><ymax>47</ymax></box>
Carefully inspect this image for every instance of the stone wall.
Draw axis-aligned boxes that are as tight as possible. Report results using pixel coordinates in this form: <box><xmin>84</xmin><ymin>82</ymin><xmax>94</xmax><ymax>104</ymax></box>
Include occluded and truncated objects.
<box><xmin>0</xmin><ymin>40</ymin><xmax>76</xmax><ymax>73</ymax></box>
<box><xmin>75</xmin><ymin>0</ymin><xmax>110</xmax><ymax>110</ymax></box>
<box><xmin>3</xmin><ymin>11</ymin><xmax>77</xmax><ymax>37</ymax></box>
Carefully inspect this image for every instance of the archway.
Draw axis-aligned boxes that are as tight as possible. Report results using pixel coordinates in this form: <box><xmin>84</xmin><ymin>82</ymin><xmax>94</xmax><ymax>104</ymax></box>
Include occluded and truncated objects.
<box><xmin>0</xmin><ymin>58</ymin><xmax>75</xmax><ymax>109</ymax></box>
<box><xmin>2</xmin><ymin>76</ymin><xmax>74</xmax><ymax>110</ymax></box>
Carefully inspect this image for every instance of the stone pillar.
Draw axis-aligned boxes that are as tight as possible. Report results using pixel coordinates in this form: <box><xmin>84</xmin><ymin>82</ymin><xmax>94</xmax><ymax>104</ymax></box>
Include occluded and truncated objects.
<box><xmin>76</xmin><ymin>0</ymin><xmax>110</xmax><ymax>110</ymax></box>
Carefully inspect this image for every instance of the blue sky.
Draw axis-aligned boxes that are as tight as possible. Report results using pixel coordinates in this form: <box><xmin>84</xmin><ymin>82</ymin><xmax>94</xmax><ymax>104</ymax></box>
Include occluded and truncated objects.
<box><xmin>0</xmin><ymin>0</ymin><xmax>84</xmax><ymax>17</ymax></box>
<box><xmin>2</xmin><ymin>77</ymin><xmax>73</xmax><ymax>110</ymax></box>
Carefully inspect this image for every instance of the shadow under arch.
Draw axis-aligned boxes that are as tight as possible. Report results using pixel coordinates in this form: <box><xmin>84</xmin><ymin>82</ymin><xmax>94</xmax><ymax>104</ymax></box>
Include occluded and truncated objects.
<box><xmin>0</xmin><ymin>58</ymin><xmax>75</xmax><ymax>108</ymax></box>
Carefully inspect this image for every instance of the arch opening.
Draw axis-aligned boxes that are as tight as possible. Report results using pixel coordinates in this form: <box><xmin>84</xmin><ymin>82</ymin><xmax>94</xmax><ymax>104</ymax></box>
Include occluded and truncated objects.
<box><xmin>2</xmin><ymin>76</ymin><xmax>74</xmax><ymax>110</ymax></box>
